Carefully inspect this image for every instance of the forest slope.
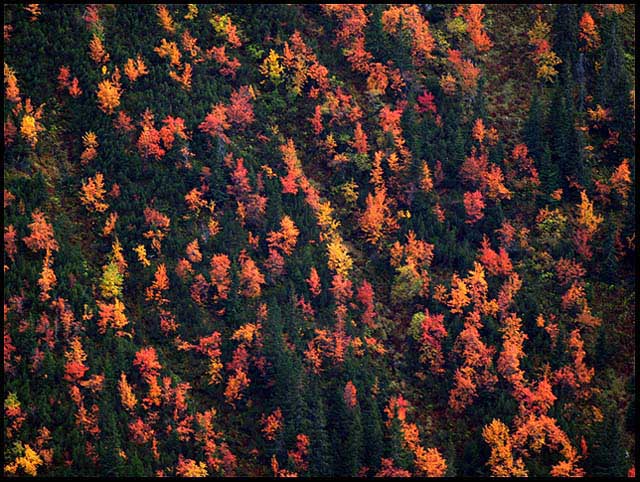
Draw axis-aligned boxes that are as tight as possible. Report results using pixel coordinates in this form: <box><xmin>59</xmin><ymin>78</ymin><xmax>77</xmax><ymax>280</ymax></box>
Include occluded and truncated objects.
<box><xmin>3</xmin><ymin>4</ymin><xmax>636</xmax><ymax>477</ymax></box>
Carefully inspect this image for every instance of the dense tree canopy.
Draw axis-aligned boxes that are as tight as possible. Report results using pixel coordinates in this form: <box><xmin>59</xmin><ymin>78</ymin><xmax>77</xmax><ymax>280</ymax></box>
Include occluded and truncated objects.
<box><xmin>3</xmin><ymin>3</ymin><xmax>635</xmax><ymax>478</ymax></box>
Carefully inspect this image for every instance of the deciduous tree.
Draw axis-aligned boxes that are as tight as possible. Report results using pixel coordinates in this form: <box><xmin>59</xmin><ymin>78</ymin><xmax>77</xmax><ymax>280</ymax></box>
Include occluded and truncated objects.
<box><xmin>118</xmin><ymin>373</ymin><xmax>138</xmax><ymax>412</ymax></box>
<box><xmin>210</xmin><ymin>254</ymin><xmax>231</xmax><ymax>301</ymax></box>
<box><xmin>23</xmin><ymin>211</ymin><xmax>58</xmax><ymax>253</ymax></box>
<box><xmin>464</xmin><ymin>190</ymin><xmax>485</xmax><ymax>224</ymax></box>
<box><xmin>96</xmin><ymin>78</ymin><xmax>121</xmax><ymax>114</ymax></box>
<box><xmin>344</xmin><ymin>381</ymin><xmax>357</xmax><ymax>409</ymax></box>
<box><xmin>238</xmin><ymin>250</ymin><xmax>265</xmax><ymax>298</ymax></box>
<box><xmin>80</xmin><ymin>172</ymin><xmax>108</xmax><ymax>212</ymax></box>
<box><xmin>482</xmin><ymin>419</ymin><xmax>528</xmax><ymax>477</ymax></box>
<box><xmin>306</xmin><ymin>267</ymin><xmax>321</xmax><ymax>297</ymax></box>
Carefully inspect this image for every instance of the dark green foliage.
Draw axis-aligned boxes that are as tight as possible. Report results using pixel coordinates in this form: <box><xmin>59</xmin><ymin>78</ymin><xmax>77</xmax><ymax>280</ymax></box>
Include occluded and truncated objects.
<box><xmin>548</xmin><ymin>71</ymin><xmax>584</xmax><ymax>193</ymax></box>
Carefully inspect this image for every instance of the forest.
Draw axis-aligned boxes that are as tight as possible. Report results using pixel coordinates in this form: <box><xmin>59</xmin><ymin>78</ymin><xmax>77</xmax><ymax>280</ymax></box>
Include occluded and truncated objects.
<box><xmin>3</xmin><ymin>3</ymin><xmax>636</xmax><ymax>477</ymax></box>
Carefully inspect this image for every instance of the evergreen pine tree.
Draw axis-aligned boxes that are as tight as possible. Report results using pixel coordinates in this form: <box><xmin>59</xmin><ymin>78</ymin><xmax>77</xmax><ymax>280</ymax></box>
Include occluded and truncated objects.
<box><xmin>302</xmin><ymin>378</ymin><xmax>333</xmax><ymax>476</ymax></box>
<box><xmin>586</xmin><ymin>405</ymin><xmax>630</xmax><ymax>477</ymax></box>
<box><xmin>524</xmin><ymin>91</ymin><xmax>557</xmax><ymax>196</ymax></box>
<box><xmin>552</xmin><ymin>4</ymin><xmax>579</xmax><ymax>77</ymax></box>
<box><xmin>361</xmin><ymin>394</ymin><xmax>384</xmax><ymax>473</ymax></box>
<box><xmin>329</xmin><ymin>383</ymin><xmax>364</xmax><ymax>476</ymax></box>
<box><xmin>597</xmin><ymin>13</ymin><xmax>634</xmax><ymax>161</ymax></box>
<box><xmin>548</xmin><ymin>70</ymin><xmax>584</xmax><ymax>194</ymax></box>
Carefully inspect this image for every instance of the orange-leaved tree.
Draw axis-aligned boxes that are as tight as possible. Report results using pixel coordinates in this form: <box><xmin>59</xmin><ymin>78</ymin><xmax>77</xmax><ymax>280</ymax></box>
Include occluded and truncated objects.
<box><xmin>80</xmin><ymin>172</ymin><xmax>109</xmax><ymax>212</ymax></box>
<box><xmin>23</xmin><ymin>211</ymin><xmax>58</xmax><ymax>253</ymax></box>
<box><xmin>266</xmin><ymin>215</ymin><xmax>299</xmax><ymax>256</ymax></box>
<box><xmin>238</xmin><ymin>250</ymin><xmax>265</xmax><ymax>298</ymax></box>
<box><xmin>343</xmin><ymin>381</ymin><xmax>357</xmax><ymax>409</ymax></box>
<box><xmin>145</xmin><ymin>263</ymin><xmax>170</xmax><ymax>305</ymax></box>
<box><xmin>260</xmin><ymin>407</ymin><xmax>283</xmax><ymax>441</ymax></box>
<box><xmin>306</xmin><ymin>267</ymin><xmax>322</xmax><ymax>297</ymax></box>
<box><xmin>359</xmin><ymin>185</ymin><xmax>399</xmax><ymax>246</ymax></box>
<box><xmin>96</xmin><ymin>76</ymin><xmax>122</xmax><ymax>114</ymax></box>
<box><xmin>210</xmin><ymin>253</ymin><xmax>232</xmax><ymax>302</ymax></box>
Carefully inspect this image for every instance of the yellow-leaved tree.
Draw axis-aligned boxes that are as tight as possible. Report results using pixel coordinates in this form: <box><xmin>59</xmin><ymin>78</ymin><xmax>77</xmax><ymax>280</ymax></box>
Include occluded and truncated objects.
<box><xmin>100</xmin><ymin>261</ymin><xmax>123</xmax><ymax>299</ymax></box>
<box><xmin>482</xmin><ymin>419</ymin><xmax>528</xmax><ymax>477</ymax></box>
<box><xmin>118</xmin><ymin>373</ymin><xmax>137</xmax><ymax>412</ymax></box>
<box><xmin>4</xmin><ymin>443</ymin><xmax>43</xmax><ymax>476</ymax></box>
<box><xmin>327</xmin><ymin>235</ymin><xmax>352</xmax><ymax>277</ymax></box>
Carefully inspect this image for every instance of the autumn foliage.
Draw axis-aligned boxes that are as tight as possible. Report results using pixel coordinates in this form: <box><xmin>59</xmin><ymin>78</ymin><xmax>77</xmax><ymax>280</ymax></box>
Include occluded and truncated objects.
<box><xmin>96</xmin><ymin>75</ymin><xmax>122</xmax><ymax>114</ymax></box>
<box><xmin>22</xmin><ymin>211</ymin><xmax>58</xmax><ymax>253</ymax></box>
<box><xmin>3</xmin><ymin>4</ymin><xmax>635</xmax><ymax>478</ymax></box>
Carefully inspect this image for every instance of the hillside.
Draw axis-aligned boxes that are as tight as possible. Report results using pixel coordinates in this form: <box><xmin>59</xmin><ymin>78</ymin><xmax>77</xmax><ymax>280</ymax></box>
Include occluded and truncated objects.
<box><xmin>3</xmin><ymin>4</ymin><xmax>636</xmax><ymax>477</ymax></box>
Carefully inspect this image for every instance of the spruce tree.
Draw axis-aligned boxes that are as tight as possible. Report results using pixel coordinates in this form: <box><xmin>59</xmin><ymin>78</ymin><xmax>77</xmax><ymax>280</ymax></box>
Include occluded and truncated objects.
<box><xmin>524</xmin><ymin>91</ymin><xmax>558</xmax><ymax>195</ymax></box>
<box><xmin>548</xmin><ymin>70</ymin><xmax>584</xmax><ymax>195</ymax></box>
<box><xmin>598</xmin><ymin>13</ymin><xmax>634</xmax><ymax>161</ymax></box>
<box><xmin>302</xmin><ymin>378</ymin><xmax>333</xmax><ymax>476</ymax></box>
<box><xmin>552</xmin><ymin>4</ymin><xmax>579</xmax><ymax>77</ymax></box>
<box><xmin>586</xmin><ymin>405</ymin><xmax>630</xmax><ymax>477</ymax></box>
<box><xmin>329</xmin><ymin>383</ymin><xmax>364</xmax><ymax>476</ymax></box>
<box><xmin>361</xmin><ymin>394</ymin><xmax>384</xmax><ymax>473</ymax></box>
